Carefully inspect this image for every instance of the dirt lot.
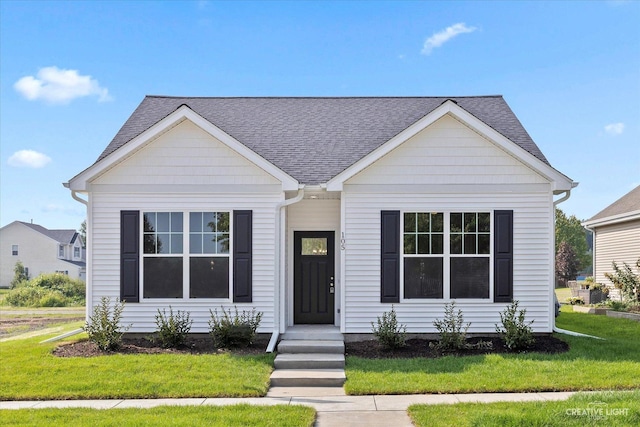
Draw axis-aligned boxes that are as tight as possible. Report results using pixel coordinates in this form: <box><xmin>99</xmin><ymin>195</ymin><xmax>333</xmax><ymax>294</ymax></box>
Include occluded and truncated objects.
<box><xmin>0</xmin><ymin>308</ymin><xmax>84</xmax><ymax>339</ymax></box>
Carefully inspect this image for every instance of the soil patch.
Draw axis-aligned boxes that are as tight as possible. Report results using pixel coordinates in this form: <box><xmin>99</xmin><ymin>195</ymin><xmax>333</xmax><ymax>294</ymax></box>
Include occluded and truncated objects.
<box><xmin>0</xmin><ymin>315</ymin><xmax>84</xmax><ymax>339</ymax></box>
<box><xmin>346</xmin><ymin>335</ymin><xmax>569</xmax><ymax>359</ymax></box>
<box><xmin>53</xmin><ymin>336</ymin><xmax>271</xmax><ymax>357</ymax></box>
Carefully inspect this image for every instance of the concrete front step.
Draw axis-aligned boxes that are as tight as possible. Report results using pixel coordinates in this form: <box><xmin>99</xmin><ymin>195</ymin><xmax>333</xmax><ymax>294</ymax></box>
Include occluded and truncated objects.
<box><xmin>274</xmin><ymin>353</ymin><xmax>345</xmax><ymax>370</ymax></box>
<box><xmin>270</xmin><ymin>369</ymin><xmax>346</xmax><ymax>387</ymax></box>
<box><xmin>277</xmin><ymin>340</ymin><xmax>345</xmax><ymax>354</ymax></box>
<box><xmin>281</xmin><ymin>325</ymin><xmax>343</xmax><ymax>341</ymax></box>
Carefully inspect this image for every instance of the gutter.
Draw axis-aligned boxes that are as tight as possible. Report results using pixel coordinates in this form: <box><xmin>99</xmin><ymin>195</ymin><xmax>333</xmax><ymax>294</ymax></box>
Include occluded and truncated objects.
<box><xmin>551</xmin><ymin>186</ymin><xmax>602</xmax><ymax>338</ymax></box>
<box><xmin>267</xmin><ymin>186</ymin><xmax>305</xmax><ymax>353</ymax></box>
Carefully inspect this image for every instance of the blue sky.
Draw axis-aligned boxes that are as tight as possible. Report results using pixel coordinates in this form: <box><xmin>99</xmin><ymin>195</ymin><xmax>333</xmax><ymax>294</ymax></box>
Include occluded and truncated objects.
<box><xmin>1</xmin><ymin>0</ymin><xmax>638</xmax><ymax>231</ymax></box>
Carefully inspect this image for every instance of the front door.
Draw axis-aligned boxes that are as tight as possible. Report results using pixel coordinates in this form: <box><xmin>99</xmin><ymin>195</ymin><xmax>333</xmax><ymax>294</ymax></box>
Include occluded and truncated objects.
<box><xmin>294</xmin><ymin>231</ymin><xmax>335</xmax><ymax>324</ymax></box>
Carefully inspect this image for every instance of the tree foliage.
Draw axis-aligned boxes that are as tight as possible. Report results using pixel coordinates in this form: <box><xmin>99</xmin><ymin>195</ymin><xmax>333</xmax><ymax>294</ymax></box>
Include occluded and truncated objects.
<box><xmin>11</xmin><ymin>261</ymin><xmax>30</xmax><ymax>288</ymax></box>
<box><xmin>556</xmin><ymin>241</ymin><xmax>579</xmax><ymax>286</ymax></box>
<box><xmin>555</xmin><ymin>208</ymin><xmax>590</xmax><ymax>270</ymax></box>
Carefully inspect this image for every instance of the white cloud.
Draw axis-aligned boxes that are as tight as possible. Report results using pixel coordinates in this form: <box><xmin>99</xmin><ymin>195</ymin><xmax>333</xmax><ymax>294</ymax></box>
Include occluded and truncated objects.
<box><xmin>14</xmin><ymin>66</ymin><xmax>111</xmax><ymax>104</ymax></box>
<box><xmin>8</xmin><ymin>150</ymin><xmax>52</xmax><ymax>168</ymax></box>
<box><xmin>421</xmin><ymin>23</ymin><xmax>477</xmax><ymax>55</ymax></box>
<box><xmin>604</xmin><ymin>122</ymin><xmax>624</xmax><ymax>135</ymax></box>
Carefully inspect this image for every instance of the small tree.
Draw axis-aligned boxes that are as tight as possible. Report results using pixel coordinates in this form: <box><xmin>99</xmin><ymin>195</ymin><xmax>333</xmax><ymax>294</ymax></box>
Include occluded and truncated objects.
<box><xmin>555</xmin><ymin>241</ymin><xmax>579</xmax><ymax>287</ymax></box>
<box><xmin>605</xmin><ymin>259</ymin><xmax>640</xmax><ymax>303</ymax></box>
<box><xmin>10</xmin><ymin>261</ymin><xmax>29</xmax><ymax>288</ymax></box>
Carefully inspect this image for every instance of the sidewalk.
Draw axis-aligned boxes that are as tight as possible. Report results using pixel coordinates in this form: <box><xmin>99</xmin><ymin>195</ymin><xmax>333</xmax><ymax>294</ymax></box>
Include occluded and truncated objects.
<box><xmin>1</xmin><ymin>388</ymin><xmax>578</xmax><ymax>427</ymax></box>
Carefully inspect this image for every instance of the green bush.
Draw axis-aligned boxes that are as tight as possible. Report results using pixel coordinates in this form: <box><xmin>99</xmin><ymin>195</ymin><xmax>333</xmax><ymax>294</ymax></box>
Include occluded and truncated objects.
<box><xmin>154</xmin><ymin>307</ymin><xmax>193</xmax><ymax>348</ymax></box>
<box><xmin>371</xmin><ymin>305</ymin><xmax>406</xmax><ymax>350</ymax></box>
<box><xmin>4</xmin><ymin>285</ymin><xmax>44</xmax><ymax>307</ymax></box>
<box><xmin>10</xmin><ymin>261</ymin><xmax>29</xmax><ymax>288</ymax></box>
<box><xmin>431</xmin><ymin>302</ymin><xmax>470</xmax><ymax>352</ymax></box>
<box><xmin>84</xmin><ymin>297</ymin><xmax>130</xmax><ymax>351</ymax></box>
<box><xmin>495</xmin><ymin>301</ymin><xmax>535</xmax><ymax>351</ymax></box>
<box><xmin>5</xmin><ymin>273</ymin><xmax>85</xmax><ymax>307</ymax></box>
<box><xmin>208</xmin><ymin>306</ymin><xmax>263</xmax><ymax>348</ymax></box>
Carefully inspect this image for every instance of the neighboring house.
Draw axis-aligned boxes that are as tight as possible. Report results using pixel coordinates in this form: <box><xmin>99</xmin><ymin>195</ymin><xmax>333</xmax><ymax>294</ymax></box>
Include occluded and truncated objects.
<box><xmin>0</xmin><ymin>221</ymin><xmax>86</xmax><ymax>288</ymax></box>
<box><xmin>66</xmin><ymin>96</ymin><xmax>575</xmax><ymax>335</ymax></box>
<box><xmin>583</xmin><ymin>185</ymin><xmax>640</xmax><ymax>300</ymax></box>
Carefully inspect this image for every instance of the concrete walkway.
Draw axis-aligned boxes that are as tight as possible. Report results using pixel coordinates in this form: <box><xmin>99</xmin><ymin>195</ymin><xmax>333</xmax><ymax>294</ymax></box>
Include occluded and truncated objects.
<box><xmin>1</xmin><ymin>388</ymin><xmax>578</xmax><ymax>427</ymax></box>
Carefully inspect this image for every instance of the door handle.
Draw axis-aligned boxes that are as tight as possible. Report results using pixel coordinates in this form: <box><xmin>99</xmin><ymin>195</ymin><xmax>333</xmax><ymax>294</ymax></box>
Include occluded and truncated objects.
<box><xmin>329</xmin><ymin>276</ymin><xmax>335</xmax><ymax>293</ymax></box>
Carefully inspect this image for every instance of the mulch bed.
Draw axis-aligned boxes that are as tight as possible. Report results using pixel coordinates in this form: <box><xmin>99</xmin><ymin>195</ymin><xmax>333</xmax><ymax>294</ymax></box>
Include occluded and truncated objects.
<box><xmin>346</xmin><ymin>335</ymin><xmax>569</xmax><ymax>359</ymax></box>
<box><xmin>53</xmin><ymin>337</ymin><xmax>271</xmax><ymax>357</ymax></box>
<box><xmin>53</xmin><ymin>335</ymin><xmax>568</xmax><ymax>358</ymax></box>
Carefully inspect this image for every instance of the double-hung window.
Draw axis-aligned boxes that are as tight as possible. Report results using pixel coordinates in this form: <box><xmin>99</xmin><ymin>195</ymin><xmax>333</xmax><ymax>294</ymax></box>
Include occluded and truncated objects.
<box><xmin>12</xmin><ymin>245</ymin><xmax>18</xmax><ymax>256</ymax></box>
<box><xmin>142</xmin><ymin>211</ymin><xmax>230</xmax><ymax>299</ymax></box>
<box><xmin>402</xmin><ymin>211</ymin><xmax>491</xmax><ymax>300</ymax></box>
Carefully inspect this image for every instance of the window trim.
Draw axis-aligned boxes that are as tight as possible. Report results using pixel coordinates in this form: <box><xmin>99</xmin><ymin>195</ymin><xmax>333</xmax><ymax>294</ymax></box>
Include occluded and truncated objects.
<box><xmin>400</xmin><ymin>210</ymin><xmax>494</xmax><ymax>302</ymax></box>
<box><xmin>11</xmin><ymin>245</ymin><xmax>18</xmax><ymax>256</ymax></box>
<box><xmin>140</xmin><ymin>211</ymin><xmax>233</xmax><ymax>301</ymax></box>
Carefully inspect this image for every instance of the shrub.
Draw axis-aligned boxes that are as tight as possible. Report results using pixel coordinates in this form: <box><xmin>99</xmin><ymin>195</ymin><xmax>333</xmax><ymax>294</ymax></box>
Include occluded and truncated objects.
<box><xmin>605</xmin><ymin>259</ymin><xmax>640</xmax><ymax>303</ymax></box>
<box><xmin>495</xmin><ymin>301</ymin><xmax>535</xmax><ymax>351</ymax></box>
<box><xmin>431</xmin><ymin>302</ymin><xmax>470</xmax><ymax>352</ymax></box>
<box><xmin>84</xmin><ymin>297</ymin><xmax>130</xmax><ymax>351</ymax></box>
<box><xmin>5</xmin><ymin>273</ymin><xmax>85</xmax><ymax>307</ymax></box>
<box><xmin>154</xmin><ymin>307</ymin><xmax>193</xmax><ymax>348</ymax></box>
<box><xmin>4</xmin><ymin>285</ymin><xmax>44</xmax><ymax>307</ymax></box>
<box><xmin>371</xmin><ymin>305</ymin><xmax>406</xmax><ymax>350</ymax></box>
<box><xmin>568</xmin><ymin>296</ymin><xmax>584</xmax><ymax>305</ymax></box>
<box><xmin>208</xmin><ymin>306</ymin><xmax>263</xmax><ymax>348</ymax></box>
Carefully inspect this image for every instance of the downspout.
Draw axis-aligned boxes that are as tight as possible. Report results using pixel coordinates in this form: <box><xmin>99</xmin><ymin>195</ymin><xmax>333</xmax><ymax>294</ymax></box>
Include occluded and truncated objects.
<box><xmin>267</xmin><ymin>185</ymin><xmax>305</xmax><ymax>352</ymax></box>
<box><xmin>551</xmin><ymin>185</ymin><xmax>602</xmax><ymax>339</ymax></box>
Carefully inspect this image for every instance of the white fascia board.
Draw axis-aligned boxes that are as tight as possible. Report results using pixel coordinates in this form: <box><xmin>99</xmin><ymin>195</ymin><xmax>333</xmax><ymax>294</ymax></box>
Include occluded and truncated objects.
<box><xmin>67</xmin><ymin>105</ymin><xmax>298</xmax><ymax>191</ymax></box>
<box><xmin>326</xmin><ymin>100</ymin><xmax>574</xmax><ymax>192</ymax></box>
<box><xmin>582</xmin><ymin>210</ymin><xmax>640</xmax><ymax>228</ymax></box>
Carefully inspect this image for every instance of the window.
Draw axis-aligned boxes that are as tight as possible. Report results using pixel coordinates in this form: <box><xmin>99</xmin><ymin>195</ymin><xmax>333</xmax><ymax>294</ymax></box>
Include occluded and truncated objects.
<box><xmin>189</xmin><ymin>212</ymin><xmax>230</xmax><ymax>298</ymax></box>
<box><xmin>74</xmin><ymin>247</ymin><xmax>80</xmax><ymax>258</ymax></box>
<box><xmin>402</xmin><ymin>212</ymin><xmax>491</xmax><ymax>299</ymax></box>
<box><xmin>403</xmin><ymin>213</ymin><xmax>443</xmax><ymax>298</ymax></box>
<box><xmin>58</xmin><ymin>245</ymin><xmax>64</xmax><ymax>258</ymax></box>
<box><xmin>12</xmin><ymin>245</ymin><xmax>18</xmax><ymax>256</ymax></box>
<box><xmin>142</xmin><ymin>211</ymin><xmax>230</xmax><ymax>299</ymax></box>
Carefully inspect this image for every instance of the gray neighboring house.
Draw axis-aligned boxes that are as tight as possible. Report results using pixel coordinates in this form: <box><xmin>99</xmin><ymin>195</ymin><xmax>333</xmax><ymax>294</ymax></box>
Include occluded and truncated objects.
<box><xmin>66</xmin><ymin>96</ymin><xmax>575</xmax><ymax>337</ymax></box>
<box><xmin>583</xmin><ymin>185</ymin><xmax>640</xmax><ymax>300</ymax></box>
<box><xmin>0</xmin><ymin>221</ymin><xmax>86</xmax><ymax>288</ymax></box>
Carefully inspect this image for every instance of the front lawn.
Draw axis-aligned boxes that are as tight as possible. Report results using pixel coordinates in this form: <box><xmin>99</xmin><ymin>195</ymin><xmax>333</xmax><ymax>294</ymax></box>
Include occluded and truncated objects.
<box><xmin>409</xmin><ymin>390</ymin><xmax>640</xmax><ymax>427</ymax></box>
<box><xmin>1</xmin><ymin>404</ymin><xmax>315</xmax><ymax>427</ymax></box>
<box><xmin>345</xmin><ymin>306</ymin><xmax>640</xmax><ymax>395</ymax></box>
<box><xmin>0</xmin><ymin>323</ymin><xmax>274</xmax><ymax>400</ymax></box>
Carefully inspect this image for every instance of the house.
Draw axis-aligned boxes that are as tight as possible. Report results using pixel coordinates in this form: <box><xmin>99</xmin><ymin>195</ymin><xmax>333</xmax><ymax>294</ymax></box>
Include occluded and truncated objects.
<box><xmin>583</xmin><ymin>185</ymin><xmax>640</xmax><ymax>300</ymax></box>
<box><xmin>0</xmin><ymin>221</ymin><xmax>86</xmax><ymax>288</ymax></box>
<box><xmin>65</xmin><ymin>96</ymin><xmax>575</xmax><ymax>338</ymax></box>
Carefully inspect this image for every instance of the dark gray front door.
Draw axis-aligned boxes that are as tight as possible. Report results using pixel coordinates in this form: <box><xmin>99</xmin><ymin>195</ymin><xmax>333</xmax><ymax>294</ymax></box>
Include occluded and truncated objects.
<box><xmin>294</xmin><ymin>231</ymin><xmax>335</xmax><ymax>324</ymax></box>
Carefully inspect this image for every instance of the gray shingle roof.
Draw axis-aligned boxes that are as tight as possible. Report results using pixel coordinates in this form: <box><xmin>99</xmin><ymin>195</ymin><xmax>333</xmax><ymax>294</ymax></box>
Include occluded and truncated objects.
<box><xmin>96</xmin><ymin>96</ymin><xmax>550</xmax><ymax>185</ymax></box>
<box><xmin>587</xmin><ymin>185</ymin><xmax>640</xmax><ymax>222</ymax></box>
<box><xmin>20</xmin><ymin>222</ymin><xmax>78</xmax><ymax>244</ymax></box>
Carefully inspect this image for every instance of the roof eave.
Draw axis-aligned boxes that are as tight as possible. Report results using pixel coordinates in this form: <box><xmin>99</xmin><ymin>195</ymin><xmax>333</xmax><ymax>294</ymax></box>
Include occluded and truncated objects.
<box><xmin>582</xmin><ymin>210</ymin><xmax>640</xmax><ymax>229</ymax></box>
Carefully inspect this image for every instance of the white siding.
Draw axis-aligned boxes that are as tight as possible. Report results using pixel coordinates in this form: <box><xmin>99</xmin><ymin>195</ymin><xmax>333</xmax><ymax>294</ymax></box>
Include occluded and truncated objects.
<box><xmin>341</xmin><ymin>115</ymin><xmax>555</xmax><ymax>334</ymax></box>
<box><xmin>347</xmin><ymin>115</ymin><xmax>548</xmax><ymax>186</ymax></box>
<box><xmin>286</xmin><ymin>199</ymin><xmax>341</xmax><ymax>326</ymax></box>
<box><xmin>593</xmin><ymin>219</ymin><xmax>640</xmax><ymax>299</ymax></box>
<box><xmin>86</xmin><ymin>119</ymin><xmax>290</xmax><ymax>333</ymax></box>
<box><xmin>89</xmin><ymin>192</ymin><xmax>281</xmax><ymax>333</ymax></box>
<box><xmin>93</xmin><ymin>121</ymin><xmax>281</xmax><ymax>187</ymax></box>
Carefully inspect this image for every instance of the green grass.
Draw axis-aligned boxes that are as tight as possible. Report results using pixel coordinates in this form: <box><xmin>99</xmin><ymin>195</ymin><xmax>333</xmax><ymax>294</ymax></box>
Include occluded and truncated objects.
<box><xmin>409</xmin><ymin>390</ymin><xmax>640</xmax><ymax>427</ymax></box>
<box><xmin>345</xmin><ymin>306</ymin><xmax>640</xmax><ymax>395</ymax></box>
<box><xmin>0</xmin><ymin>323</ymin><xmax>275</xmax><ymax>400</ymax></box>
<box><xmin>0</xmin><ymin>404</ymin><xmax>316</xmax><ymax>427</ymax></box>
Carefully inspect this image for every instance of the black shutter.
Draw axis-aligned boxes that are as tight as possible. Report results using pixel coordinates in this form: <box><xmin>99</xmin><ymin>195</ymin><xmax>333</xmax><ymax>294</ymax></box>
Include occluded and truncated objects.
<box><xmin>381</xmin><ymin>210</ymin><xmax>400</xmax><ymax>303</ymax></box>
<box><xmin>494</xmin><ymin>210</ymin><xmax>513</xmax><ymax>302</ymax></box>
<box><xmin>233</xmin><ymin>210</ymin><xmax>253</xmax><ymax>302</ymax></box>
<box><xmin>120</xmin><ymin>210</ymin><xmax>139</xmax><ymax>302</ymax></box>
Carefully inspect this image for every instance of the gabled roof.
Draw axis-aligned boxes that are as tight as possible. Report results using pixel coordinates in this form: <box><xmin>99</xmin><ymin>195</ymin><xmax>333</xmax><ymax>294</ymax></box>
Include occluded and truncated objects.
<box><xmin>583</xmin><ymin>185</ymin><xmax>640</xmax><ymax>228</ymax></box>
<box><xmin>92</xmin><ymin>96</ymin><xmax>554</xmax><ymax>186</ymax></box>
<box><xmin>17</xmin><ymin>221</ymin><xmax>79</xmax><ymax>244</ymax></box>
